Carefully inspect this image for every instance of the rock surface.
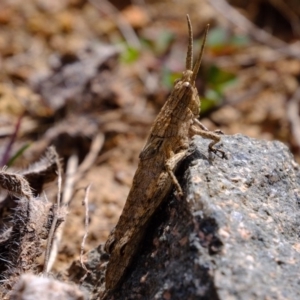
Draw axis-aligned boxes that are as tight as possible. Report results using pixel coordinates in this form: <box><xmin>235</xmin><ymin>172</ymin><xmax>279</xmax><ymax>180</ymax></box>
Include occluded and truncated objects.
<box><xmin>72</xmin><ymin>134</ymin><xmax>300</xmax><ymax>300</ymax></box>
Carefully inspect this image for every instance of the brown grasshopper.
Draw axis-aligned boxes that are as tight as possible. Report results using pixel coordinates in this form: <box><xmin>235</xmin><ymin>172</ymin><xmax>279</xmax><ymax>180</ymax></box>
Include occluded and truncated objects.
<box><xmin>103</xmin><ymin>15</ymin><xmax>225</xmax><ymax>295</ymax></box>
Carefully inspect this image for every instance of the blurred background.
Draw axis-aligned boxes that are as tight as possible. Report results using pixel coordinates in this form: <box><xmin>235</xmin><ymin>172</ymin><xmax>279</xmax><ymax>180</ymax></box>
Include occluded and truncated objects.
<box><xmin>0</xmin><ymin>0</ymin><xmax>300</xmax><ymax>271</ymax></box>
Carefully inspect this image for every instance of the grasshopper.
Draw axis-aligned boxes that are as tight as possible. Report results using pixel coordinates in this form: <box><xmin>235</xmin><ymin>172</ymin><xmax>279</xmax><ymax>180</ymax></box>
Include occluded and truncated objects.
<box><xmin>103</xmin><ymin>15</ymin><xmax>225</xmax><ymax>295</ymax></box>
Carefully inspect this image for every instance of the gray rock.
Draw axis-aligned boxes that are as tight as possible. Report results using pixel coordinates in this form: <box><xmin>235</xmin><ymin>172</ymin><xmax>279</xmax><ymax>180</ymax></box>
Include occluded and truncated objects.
<box><xmin>184</xmin><ymin>134</ymin><xmax>300</xmax><ymax>300</ymax></box>
<box><xmin>77</xmin><ymin>134</ymin><xmax>300</xmax><ymax>300</ymax></box>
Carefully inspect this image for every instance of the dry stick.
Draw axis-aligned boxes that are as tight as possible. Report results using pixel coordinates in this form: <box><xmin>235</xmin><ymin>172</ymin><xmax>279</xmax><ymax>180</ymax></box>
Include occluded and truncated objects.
<box><xmin>80</xmin><ymin>184</ymin><xmax>92</xmax><ymax>274</ymax></box>
<box><xmin>46</xmin><ymin>153</ymin><xmax>79</xmax><ymax>273</ymax></box>
<box><xmin>62</xmin><ymin>154</ymin><xmax>79</xmax><ymax>206</ymax></box>
<box><xmin>209</xmin><ymin>0</ymin><xmax>300</xmax><ymax>59</ymax></box>
<box><xmin>287</xmin><ymin>87</ymin><xmax>300</xmax><ymax>149</ymax></box>
<box><xmin>43</xmin><ymin>155</ymin><xmax>62</xmax><ymax>275</ymax></box>
<box><xmin>45</xmin><ymin>134</ymin><xmax>104</xmax><ymax>272</ymax></box>
<box><xmin>74</xmin><ymin>133</ymin><xmax>105</xmax><ymax>184</ymax></box>
<box><xmin>88</xmin><ymin>0</ymin><xmax>141</xmax><ymax>49</ymax></box>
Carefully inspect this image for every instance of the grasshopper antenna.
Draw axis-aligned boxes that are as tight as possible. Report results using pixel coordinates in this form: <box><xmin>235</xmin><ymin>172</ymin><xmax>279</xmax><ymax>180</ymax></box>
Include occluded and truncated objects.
<box><xmin>186</xmin><ymin>15</ymin><xmax>193</xmax><ymax>71</ymax></box>
<box><xmin>191</xmin><ymin>24</ymin><xmax>209</xmax><ymax>84</ymax></box>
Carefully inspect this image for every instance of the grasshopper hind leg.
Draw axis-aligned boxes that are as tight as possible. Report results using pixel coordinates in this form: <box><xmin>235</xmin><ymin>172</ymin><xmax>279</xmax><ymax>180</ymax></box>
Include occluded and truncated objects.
<box><xmin>164</xmin><ymin>148</ymin><xmax>188</xmax><ymax>198</ymax></box>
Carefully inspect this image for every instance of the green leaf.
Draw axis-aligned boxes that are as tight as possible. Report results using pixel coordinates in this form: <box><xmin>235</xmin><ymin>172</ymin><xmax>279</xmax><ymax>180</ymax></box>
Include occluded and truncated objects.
<box><xmin>207</xmin><ymin>65</ymin><xmax>236</xmax><ymax>85</ymax></box>
<box><xmin>162</xmin><ymin>68</ymin><xmax>181</xmax><ymax>89</ymax></box>
<box><xmin>230</xmin><ymin>34</ymin><xmax>250</xmax><ymax>46</ymax></box>
<box><xmin>201</xmin><ymin>96</ymin><xmax>220</xmax><ymax>113</ymax></box>
<box><xmin>205</xmin><ymin>89</ymin><xmax>221</xmax><ymax>101</ymax></box>
<box><xmin>206</xmin><ymin>27</ymin><xmax>249</xmax><ymax>49</ymax></box>
<box><xmin>202</xmin><ymin>66</ymin><xmax>237</xmax><ymax>112</ymax></box>
<box><xmin>7</xmin><ymin>143</ymin><xmax>31</xmax><ymax>167</ymax></box>
<box><xmin>120</xmin><ymin>46</ymin><xmax>140</xmax><ymax>64</ymax></box>
<box><xmin>206</xmin><ymin>65</ymin><xmax>236</xmax><ymax>97</ymax></box>
<box><xmin>207</xmin><ymin>27</ymin><xmax>228</xmax><ymax>47</ymax></box>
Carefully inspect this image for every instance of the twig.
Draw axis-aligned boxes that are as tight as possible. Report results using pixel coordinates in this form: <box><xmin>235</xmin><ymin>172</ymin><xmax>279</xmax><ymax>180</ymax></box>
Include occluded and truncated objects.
<box><xmin>42</xmin><ymin>133</ymin><xmax>103</xmax><ymax>274</ymax></box>
<box><xmin>209</xmin><ymin>0</ymin><xmax>300</xmax><ymax>59</ymax></box>
<box><xmin>43</xmin><ymin>154</ymin><xmax>63</xmax><ymax>275</ymax></box>
<box><xmin>43</xmin><ymin>133</ymin><xmax>103</xmax><ymax>273</ymax></box>
<box><xmin>287</xmin><ymin>87</ymin><xmax>300</xmax><ymax>149</ymax></box>
<box><xmin>62</xmin><ymin>153</ymin><xmax>79</xmax><ymax>205</ymax></box>
<box><xmin>80</xmin><ymin>184</ymin><xmax>92</xmax><ymax>273</ymax></box>
<box><xmin>46</xmin><ymin>153</ymin><xmax>79</xmax><ymax>273</ymax></box>
<box><xmin>74</xmin><ymin>133</ymin><xmax>104</xmax><ymax>184</ymax></box>
<box><xmin>96</xmin><ymin>148</ymin><xmax>116</xmax><ymax>165</ymax></box>
<box><xmin>88</xmin><ymin>0</ymin><xmax>141</xmax><ymax>49</ymax></box>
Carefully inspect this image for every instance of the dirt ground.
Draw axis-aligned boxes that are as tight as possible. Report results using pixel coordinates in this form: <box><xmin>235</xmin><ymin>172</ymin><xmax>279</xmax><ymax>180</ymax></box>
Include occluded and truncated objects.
<box><xmin>0</xmin><ymin>0</ymin><xmax>300</xmax><ymax>282</ymax></box>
